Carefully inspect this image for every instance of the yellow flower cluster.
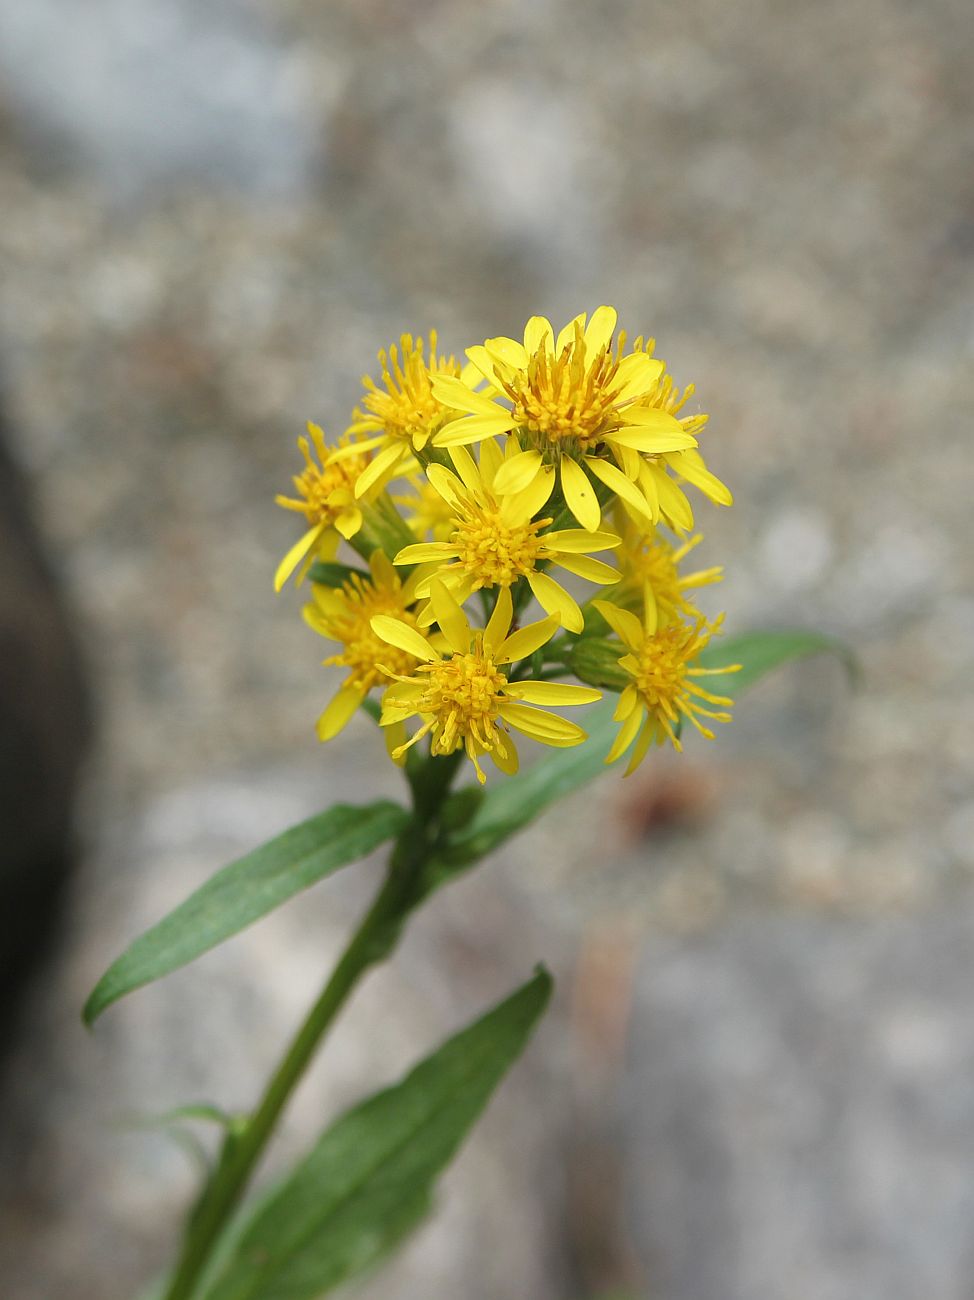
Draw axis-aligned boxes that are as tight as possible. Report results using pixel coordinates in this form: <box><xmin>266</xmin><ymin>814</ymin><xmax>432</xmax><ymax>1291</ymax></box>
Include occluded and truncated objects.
<box><xmin>276</xmin><ymin>308</ymin><xmax>740</xmax><ymax>781</ymax></box>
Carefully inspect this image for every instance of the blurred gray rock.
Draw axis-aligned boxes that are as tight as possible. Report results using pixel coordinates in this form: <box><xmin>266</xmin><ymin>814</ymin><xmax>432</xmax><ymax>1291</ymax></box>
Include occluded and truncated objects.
<box><xmin>626</xmin><ymin>906</ymin><xmax>974</xmax><ymax>1300</ymax></box>
<box><xmin>0</xmin><ymin>0</ymin><xmax>322</xmax><ymax>198</ymax></box>
<box><xmin>0</xmin><ymin>414</ymin><xmax>88</xmax><ymax>1039</ymax></box>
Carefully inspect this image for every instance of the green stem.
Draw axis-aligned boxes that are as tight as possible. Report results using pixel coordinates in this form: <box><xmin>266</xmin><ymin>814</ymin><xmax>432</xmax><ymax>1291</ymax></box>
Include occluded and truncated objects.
<box><xmin>161</xmin><ymin>751</ymin><xmax>462</xmax><ymax>1300</ymax></box>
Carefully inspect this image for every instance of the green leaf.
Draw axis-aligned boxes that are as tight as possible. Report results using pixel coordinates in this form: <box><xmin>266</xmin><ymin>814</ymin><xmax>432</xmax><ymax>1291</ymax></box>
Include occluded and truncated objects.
<box><xmin>84</xmin><ymin>800</ymin><xmax>409</xmax><ymax>1025</ymax></box>
<box><xmin>198</xmin><ymin>969</ymin><xmax>553</xmax><ymax>1300</ymax></box>
<box><xmin>438</xmin><ymin>626</ymin><xmax>852</xmax><ymax>867</ymax></box>
<box><xmin>696</xmin><ymin>629</ymin><xmax>857</xmax><ymax>695</ymax></box>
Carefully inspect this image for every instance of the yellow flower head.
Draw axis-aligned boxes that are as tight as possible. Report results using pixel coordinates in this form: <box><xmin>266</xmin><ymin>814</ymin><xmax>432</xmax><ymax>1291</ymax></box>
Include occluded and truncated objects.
<box><xmin>274</xmin><ymin>424</ymin><xmax>373</xmax><ymax>591</ymax></box>
<box><xmin>344</xmin><ymin>331</ymin><xmax>481</xmax><ymax>500</ymax></box>
<box><xmin>303</xmin><ymin>551</ymin><xmax>432</xmax><ymax>745</ymax></box>
<box><xmin>393</xmin><ymin>440</ymin><xmax>621</xmax><ymax>633</ymax></box>
<box><xmin>593</xmin><ymin>599</ymin><xmax>740</xmax><ymax>774</ymax></box>
<box><xmin>428</xmin><ymin>307</ymin><xmax>730</xmax><ymax>534</ymax></box>
<box><xmin>611</xmin><ymin>519</ymin><xmax>724</xmax><ymax>627</ymax></box>
<box><xmin>371</xmin><ymin>582</ymin><xmax>601</xmax><ymax>783</ymax></box>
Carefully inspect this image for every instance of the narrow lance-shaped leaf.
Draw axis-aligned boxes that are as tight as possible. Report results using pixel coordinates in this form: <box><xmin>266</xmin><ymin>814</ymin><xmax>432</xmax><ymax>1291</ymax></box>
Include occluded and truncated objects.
<box><xmin>198</xmin><ymin>968</ymin><xmax>553</xmax><ymax>1300</ymax></box>
<box><xmin>437</xmin><ymin>626</ymin><xmax>854</xmax><ymax>866</ymax></box>
<box><xmin>694</xmin><ymin>629</ymin><xmax>857</xmax><ymax>694</ymax></box>
<box><xmin>84</xmin><ymin>799</ymin><xmax>409</xmax><ymax>1025</ymax></box>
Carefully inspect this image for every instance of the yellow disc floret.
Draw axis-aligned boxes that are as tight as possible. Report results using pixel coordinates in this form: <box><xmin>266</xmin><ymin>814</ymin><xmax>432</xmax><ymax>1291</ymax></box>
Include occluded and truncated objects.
<box><xmin>393</xmin><ymin>442</ymin><xmax>621</xmax><ymax>634</ymax></box>
<box><xmin>454</xmin><ymin>504</ymin><xmax>547</xmax><ymax>588</ymax></box>
<box><xmin>594</xmin><ymin>599</ymin><xmax>740</xmax><ymax>773</ymax></box>
<box><xmin>504</xmin><ymin>321</ymin><xmax>631</xmax><ymax>454</ymax></box>
<box><xmin>274</xmin><ymin>423</ymin><xmax>370</xmax><ymax>591</ymax></box>
<box><xmin>411</xmin><ymin>643</ymin><xmax>509</xmax><ymax>759</ymax></box>
<box><xmin>352</xmin><ymin>331</ymin><xmax>466</xmax><ymax>451</ymax></box>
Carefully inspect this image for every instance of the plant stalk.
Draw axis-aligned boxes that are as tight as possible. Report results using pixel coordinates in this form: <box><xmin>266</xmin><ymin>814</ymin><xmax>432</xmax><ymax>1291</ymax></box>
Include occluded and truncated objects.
<box><xmin>161</xmin><ymin>751</ymin><xmax>462</xmax><ymax>1300</ymax></box>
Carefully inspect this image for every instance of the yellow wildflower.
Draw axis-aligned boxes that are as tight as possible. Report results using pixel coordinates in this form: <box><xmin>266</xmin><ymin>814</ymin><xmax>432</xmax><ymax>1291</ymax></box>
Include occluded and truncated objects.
<box><xmin>274</xmin><ymin>423</ymin><xmax>373</xmax><ymax>592</ymax></box>
<box><xmin>427</xmin><ymin>307</ymin><xmax>708</xmax><ymax>532</ymax></box>
<box><xmin>392</xmin><ymin>440</ymin><xmax>621</xmax><ymax>634</ymax></box>
<box><xmin>341</xmin><ymin>331</ymin><xmax>483</xmax><ymax>499</ymax></box>
<box><xmin>593</xmin><ymin>599</ymin><xmax>740</xmax><ymax>774</ymax></box>
<box><xmin>372</xmin><ymin>582</ymin><xmax>601</xmax><ymax>783</ymax></box>
<box><xmin>610</xmin><ymin>518</ymin><xmax>724</xmax><ymax>627</ymax></box>
<box><xmin>303</xmin><ymin>551</ymin><xmax>433</xmax><ymax>751</ymax></box>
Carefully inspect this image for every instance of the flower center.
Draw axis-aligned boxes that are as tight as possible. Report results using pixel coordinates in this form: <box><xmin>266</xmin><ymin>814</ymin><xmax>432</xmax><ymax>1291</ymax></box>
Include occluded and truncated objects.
<box><xmin>296</xmin><ymin>457</ymin><xmax>364</xmax><ymax>525</ymax></box>
<box><xmin>326</xmin><ymin>582</ymin><xmax>422</xmax><ymax>691</ymax></box>
<box><xmin>502</xmin><ymin>331</ymin><xmax>626</xmax><ymax>455</ymax></box>
<box><xmin>361</xmin><ymin>334</ymin><xmax>462</xmax><ymax>445</ymax></box>
<box><xmin>630</xmin><ymin>627</ymin><xmax>689</xmax><ymax>712</ymax></box>
<box><xmin>453</xmin><ymin>505</ymin><xmax>547</xmax><ymax>588</ymax></box>
<box><xmin>417</xmin><ymin>643</ymin><xmax>508</xmax><ymax>754</ymax></box>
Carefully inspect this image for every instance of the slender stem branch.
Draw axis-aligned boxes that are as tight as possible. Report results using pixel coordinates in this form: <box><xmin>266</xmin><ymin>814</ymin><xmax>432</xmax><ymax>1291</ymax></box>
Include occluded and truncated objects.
<box><xmin>161</xmin><ymin>752</ymin><xmax>461</xmax><ymax>1300</ymax></box>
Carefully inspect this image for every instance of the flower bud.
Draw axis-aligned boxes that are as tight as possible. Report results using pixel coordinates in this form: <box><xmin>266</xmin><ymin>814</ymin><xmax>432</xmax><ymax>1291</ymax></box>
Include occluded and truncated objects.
<box><xmin>568</xmin><ymin>637</ymin><xmax>630</xmax><ymax>692</ymax></box>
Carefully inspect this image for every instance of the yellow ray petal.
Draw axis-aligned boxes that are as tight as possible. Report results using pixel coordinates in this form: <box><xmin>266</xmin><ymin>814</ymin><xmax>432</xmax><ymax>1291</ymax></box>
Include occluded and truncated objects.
<box><xmin>369</xmin><ymin>549</ymin><xmax>396</xmax><ymax>585</ymax></box>
<box><xmin>327</xmin><ymin>434</ymin><xmax>386</xmax><ymax>462</ymax></box>
<box><xmin>448</xmin><ymin>443</ymin><xmax>483</xmax><ymax>495</ymax></box>
<box><xmin>493</xmin><ymin>449</ymin><xmax>544</xmax><ymax>495</ymax></box>
<box><xmin>607</xmin><ymin>425</ymin><xmax>698</xmax><ymax>454</ymax></box>
<box><xmin>617</xmin><ymin>444</ymin><xmax>641</xmax><ymax>479</ymax></box>
<box><xmin>370</xmin><ymin>615</ymin><xmax>439</xmax><ymax>662</ymax></box>
<box><xmin>527</xmin><ymin>571</ymin><xmax>584</xmax><ymax>634</ymax></box>
<box><xmin>393</xmin><ymin>542</ymin><xmax>459</xmax><ymax>566</ymax></box>
<box><xmin>555</xmin><ymin>312</ymin><xmax>586</xmax><ymax>354</ymax></box>
<box><xmin>496</xmin><ymin>613</ymin><xmax>560</xmax><ymax>664</ymax></box>
<box><xmin>613</xmin><ymin>352</ymin><xmax>664</xmax><ymax>401</ymax></box>
<box><xmin>501</xmin><ymin>466</ymin><xmax>555</xmax><ymax>526</ymax></box>
<box><xmin>541</xmin><ymin>528</ymin><xmax>621</xmax><ymax>552</ymax></box>
<box><xmin>605</xmin><ymin>703</ymin><xmax>645</xmax><ymax>764</ymax></box>
<box><xmin>464</xmin><ymin>345</ymin><xmax>498</xmax><ymax>387</ymax></box>
<box><xmin>434</xmin><ymin>413</ymin><xmax>516</xmax><ymax>446</ymax></box>
<box><xmin>316</xmin><ymin>684</ymin><xmax>366</xmax><ymax>741</ymax></box>
<box><xmin>491</xmin><ymin>728</ymin><xmax>520</xmax><ymax>775</ymax></box>
<box><xmin>666</xmin><ymin>449</ymin><xmax>733</xmax><ymax>506</ymax></box>
<box><xmin>636</xmin><ymin>460</ymin><xmax>661</xmax><ymax>522</ymax></box>
<box><xmin>485</xmin><ymin>335</ymin><xmax>529</xmax><ymax>372</ymax></box>
<box><xmin>560</xmin><ymin>456</ymin><xmax>601</xmax><ymax>531</ymax></box>
<box><xmin>523</xmin><ymin>315</ymin><xmax>554</xmax><ymax>355</ymax></box>
<box><xmin>274</xmin><ymin>521</ymin><xmax>326</xmax><ymax>592</ymax></box>
<box><xmin>497</xmin><ymin>700</ymin><xmax>587</xmax><ymax>746</ymax></box>
<box><xmin>429</xmin><ymin>373</ymin><xmax>500</xmax><ymax>414</ymax></box>
<box><xmin>625</xmin><ymin>717</ymin><xmax>658</xmax><ymax>774</ymax></box>
<box><xmin>428</xmin><ymin>578</ymin><xmax>471</xmax><ymax>654</ymax></box>
<box><xmin>654</xmin><ymin>468</ymin><xmax>695</xmax><ymax>532</ymax></box>
<box><xmin>584</xmin><ymin>455</ymin><xmax>656</xmax><ymax>524</ymax></box>
<box><xmin>353</xmin><ymin>442</ymin><xmax>406</xmax><ymax>498</ymax></box>
<box><xmin>383</xmin><ymin>719</ymin><xmax>408</xmax><ymax>764</ymax></box>
<box><xmin>583</xmin><ymin>305</ymin><xmax>617</xmax><ymax>356</ymax></box>
<box><xmin>402</xmin><ymin>560</ymin><xmax>443</xmax><ymax>603</ymax></box>
<box><xmin>549</xmin><ymin>553</ymin><xmax>620</xmax><ymax>584</ymax></box>
<box><xmin>334</xmin><ymin>507</ymin><xmax>363</xmax><ymax>540</ymax></box>
<box><xmin>507</xmin><ymin>681</ymin><xmax>602</xmax><ymax>706</ymax></box>
<box><xmin>614</xmin><ymin>684</ymin><xmax>639</xmax><ymax>721</ymax></box>
<box><xmin>478</xmin><ymin>436</ymin><xmax>505</xmax><ymax>487</ymax></box>
<box><xmin>484</xmin><ymin>586</ymin><xmax>513</xmax><ymax>654</ymax></box>
<box><xmin>426</xmin><ymin>463</ymin><xmax>465</xmax><ymax>507</ymax></box>
<box><xmin>592</xmin><ymin>599</ymin><xmax>644</xmax><ymax>650</ymax></box>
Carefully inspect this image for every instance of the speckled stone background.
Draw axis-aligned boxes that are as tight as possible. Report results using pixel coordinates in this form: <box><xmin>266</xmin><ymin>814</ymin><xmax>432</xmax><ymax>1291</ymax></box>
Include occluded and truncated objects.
<box><xmin>0</xmin><ymin>1</ymin><xmax>972</xmax><ymax>1298</ymax></box>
